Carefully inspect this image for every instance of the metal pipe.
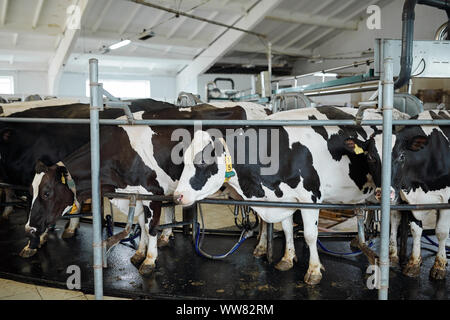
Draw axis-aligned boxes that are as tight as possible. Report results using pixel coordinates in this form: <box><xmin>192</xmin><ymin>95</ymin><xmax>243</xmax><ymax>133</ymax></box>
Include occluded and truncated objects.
<box><xmin>89</xmin><ymin>58</ymin><xmax>103</xmax><ymax>300</ymax></box>
<box><xmin>273</xmin><ymin>59</ymin><xmax>374</xmax><ymax>83</ymax></box>
<box><xmin>129</xmin><ymin>0</ymin><xmax>266</xmax><ymax>39</ymax></box>
<box><xmin>417</xmin><ymin>0</ymin><xmax>450</xmax><ymax>10</ymax></box>
<box><xmin>394</xmin><ymin>0</ymin><xmax>417</xmax><ymax>90</ymax></box>
<box><xmin>0</xmin><ymin>117</ymin><xmax>448</xmax><ymax>127</ymax></box>
<box><xmin>379</xmin><ymin>57</ymin><xmax>394</xmax><ymax>300</ymax></box>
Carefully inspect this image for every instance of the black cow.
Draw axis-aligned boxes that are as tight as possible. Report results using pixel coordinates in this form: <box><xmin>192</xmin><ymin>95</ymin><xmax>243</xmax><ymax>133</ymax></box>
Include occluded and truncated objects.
<box><xmin>389</xmin><ymin>110</ymin><xmax>449</xmax><ymax>280</ymax></box>
<box><xmin>22</xmin><ymin>102</ymin><xmax>268</xmax><ymax>276</ymax></box>
<box><xmin>0</xmin><ymin>99</ymin><xmax>177</xmax><ymax>222</ymax></box>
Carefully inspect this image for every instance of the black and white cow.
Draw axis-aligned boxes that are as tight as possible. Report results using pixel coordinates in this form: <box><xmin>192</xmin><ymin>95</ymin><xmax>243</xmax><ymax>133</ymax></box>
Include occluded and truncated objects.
<box><xmin>389</xmin><ymin>110</ymin><xmax>449</xmax><ymax>280</ymax></box>
<box><xmin>23</xmin><ymin>102</ymin><xmax>269</xmax><ymax>275</ymax></box>
<box><xmin>0</xmin><ymin>99</ymin><xmax>177</xmax><ymax>222</ymax></box>
<box><xmin>173</xmin><ymin>106</ymin><xmax>410</xmax><ymax>285</ymax></box>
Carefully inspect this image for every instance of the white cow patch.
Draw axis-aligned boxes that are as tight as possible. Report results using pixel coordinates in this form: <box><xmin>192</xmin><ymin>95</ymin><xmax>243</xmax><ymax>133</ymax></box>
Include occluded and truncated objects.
<box><xmin>118</xmin><ymin>112</ymin><xmax>178</xmax><ymax>195</ymax></box>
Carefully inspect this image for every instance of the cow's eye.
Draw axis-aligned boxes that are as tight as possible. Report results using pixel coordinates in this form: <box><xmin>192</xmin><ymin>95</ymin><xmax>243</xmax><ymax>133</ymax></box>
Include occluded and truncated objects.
<box><xmin>42</xmin><ymin>191</ymin><xmax>50</xmax><ymax>199</ymax></box>
<box><xmin>399</xmin><ymin>153</ymin><xmax>406</xmax><ymax>163</ymax></box>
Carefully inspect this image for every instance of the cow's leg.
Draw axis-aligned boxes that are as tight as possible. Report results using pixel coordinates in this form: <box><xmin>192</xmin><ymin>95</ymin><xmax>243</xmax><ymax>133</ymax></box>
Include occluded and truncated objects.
<box><xmin>130</xmin><ymin>204</ymin><xmax>148</xmax><ymax>267</ymax></box>
<box><xmin>403</xmin><ymin>220</ymin><xmax>423</xmax><ymax>277</ymax></box>
<box><xmin>430</xmin><ymin>210</ymin><xmax>449</xmax><ymax>280</ymax></box>
<box><xmin>275</xmin><ymin>216</ymin><xmax>297</xmax><ymax>271</ymax></box>
<box><xmin>62</xmin><ymin>217</ymin><xmax>80</xmax><ymax>239</ymax></box>
<box><xmin>389</xmin><ymin>210</ymin><xmax>402</xmax><ymax>266</ymax></box>
<box><xmin>253</xmin><ymin>220</ymin><xmax>268</xmax><ymax>258</ymax></box>
<box><xmin>301</xmin><ymin>209</ymin><xmax>323</xmax><ymax>285</ymax></box>
<box><xmin>158</xmin><ymin>206</ymin><xmax>174</xmax><ymax>247</ymax></box>
<box><xmin>139</xmin><ymin>202</ymin><xmax>162</xmax><ymax>277</ymax></box>
<box><xmin>1</xmin><ymin>188</ymin><xmax>15</xmax><ymax>220</ymax></box>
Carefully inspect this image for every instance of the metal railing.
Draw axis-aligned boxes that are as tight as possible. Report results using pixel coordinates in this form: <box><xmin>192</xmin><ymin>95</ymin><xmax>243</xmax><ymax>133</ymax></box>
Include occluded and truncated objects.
<box><xmin>0</xmin><ymin>58</ymin><xmax>448</xmax><ymax>300</ymax></box>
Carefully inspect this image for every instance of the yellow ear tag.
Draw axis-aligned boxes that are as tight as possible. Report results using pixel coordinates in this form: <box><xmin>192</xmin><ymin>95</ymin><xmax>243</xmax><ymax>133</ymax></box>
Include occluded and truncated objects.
<box><xmin>224</xmin><ymin>155</ymin><xmax>235</xmax><ymax>182</ymax></box>
<box><xmin>354</xmin><ymin>144</ymin><xmax>364</xmax><ymax>155</ymax></box>
<box><xmin>69</xmin><ymin>203</ymin><xmax>78</xmax><ymax>215</ymax></box>
<box><xmin>61</xmin><ymin>175</ymin><xmax>66</xmax><ymax>184</ymax></box>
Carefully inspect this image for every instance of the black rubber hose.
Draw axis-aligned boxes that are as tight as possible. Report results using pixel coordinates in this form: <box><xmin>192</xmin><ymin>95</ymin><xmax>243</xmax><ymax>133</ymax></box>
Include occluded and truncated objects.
<box><xmin>395</xmin><ymin>0</ymin><xmax>418</xmax><ymax>90</ymax></box>
<box><xmin>418</xmin><ymin>0</ymin><xmax>450</xmax><ymax>10</ymax></box>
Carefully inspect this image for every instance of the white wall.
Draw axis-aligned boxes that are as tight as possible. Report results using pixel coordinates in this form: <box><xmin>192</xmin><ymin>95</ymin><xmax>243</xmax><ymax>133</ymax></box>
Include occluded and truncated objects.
<box><xmin>0</xmin><ymin>70</ymin><xmax>178</xmax><ymax>103</ymax></box>
<box><xmin>293</xmin><ymin>0</ymin><xmax>448</xmax><ymax>75</ymax></box>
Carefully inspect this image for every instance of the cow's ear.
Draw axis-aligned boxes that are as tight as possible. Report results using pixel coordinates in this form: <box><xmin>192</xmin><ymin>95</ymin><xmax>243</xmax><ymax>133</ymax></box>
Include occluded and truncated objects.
<box><xmin>35</xmin><ymin>160</ymin><xmax>49</xmax><ymax>174</ymax></box>
<box><xmin>1</xmin><ymin>129</ymin><xmax>13</xmax><ymax>142</ymax></box>
<box><xmin>56</xmin><ymin>166</ymin><xmax>68</xmax><ymax>184</ymax></box>
<box><xmin>407</xmin><ymin>135</ymin><xmax>428</xmax><ymax>151</ymax></box>
<box><xmin>344</xmin><ymin>138</ymin><xmax>365</xmax><ymax>155</ymax></box>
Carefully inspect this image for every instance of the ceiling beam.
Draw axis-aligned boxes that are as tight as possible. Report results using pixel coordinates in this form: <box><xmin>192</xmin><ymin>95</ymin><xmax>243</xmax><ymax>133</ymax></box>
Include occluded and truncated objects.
<box><xmin>282</xmin><ymin>0</ymin><xmax>358</xmax><ymax>50</ymax></box>
<box><xmin>81</xmin><ymin>31</ymin><xmax>209</xmax><ymax>49</ymax></box>
<box><xmin>119</xmin><ymin>5</ymin><xmax>140</xmax><ymax>35</ymax></box>
<box><xmin>48</xmin><ymin>0</ymin><xmax>90</xmax><ymax>95</ymax></box>
<box><xmin>234</xmin><ymin>43</ymin><xmax>312</xmax><ymax>58</ymax></box>
<box><xmin>12</xmin><ymin>33</ymin><xmax>18</xmax><ymax>46</ymax></box>
<box><xmin>0</xmin><ymin>0</ymin><xmax>8</xmax><ymax>26</ymax></box>
<box><xmin>92</xmin><ymin>0</ymin><xmax>113</xmax><ymax>32</ymax></box>
<box><xmin>296</xmin><ymin>0</ymin><xmax>381</xmax><ymax>51</ymax></box>
<box><xmin>176</xmin><ymin>0</ymin><xmax>283</xmax><ymax>93</ymax></box>
<box><xmin>167</xmin><ymin>16</ymin><xmax>188</xmax><ymax>38</ymax></box>
<box><xmin>267</xmin><ymin>9</ymin><xmax>359</xmax><ymax>30</ymax></box>
<box><xmin>140</xmin><ymin>0</ymin><xmax>249</xmax><ymax>15</ymax></box>
<box><xmin>32</xmin><ymin>0</ymin><xmax>45</xmax><ymax>29</ymax></box>
<box><xmin>188</xmin><ymin>11</ymin><xmax>219</xmax><ymax>40</ymax></box>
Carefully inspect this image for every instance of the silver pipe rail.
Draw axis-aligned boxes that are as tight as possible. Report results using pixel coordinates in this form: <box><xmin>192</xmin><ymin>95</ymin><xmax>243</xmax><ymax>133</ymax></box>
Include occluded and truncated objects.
<box><xmin>105</xmin><ymin>192</ymin><xmax>450</xmax><ymax>211</ymax></box>
<box><xmin>3</xmin><ymin>59</ymin><xmax>446</xmax><ymax>301</ymax></box>
<box><xmin>0</xmin><ymin>117</ymin><xmax>449</xmax><ymax>127</ymax></box>
<box><xmin>89</xmin><ymin>59</ymin><xmax>103</xmax><ymax>300</ymax></box>
<box><xmin>272</xmin><ymin>59</ymin><xmax>375</xmax><ymax>83</ymax></box>
<box><xmin>379</xmin><ymin>58</ymin><xmax>394</xmax><ymax>300</ymax></box>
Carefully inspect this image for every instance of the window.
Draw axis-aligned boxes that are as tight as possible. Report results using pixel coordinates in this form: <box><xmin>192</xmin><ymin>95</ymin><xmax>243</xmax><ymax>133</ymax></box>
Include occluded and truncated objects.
<box><xmin>0</xmin><ymin>76</ymin><xmax>14</xmax><ymax>94</ymax></box>
<box><xmin>86</xmin><ymin>79</ymin><xmax>151</xmax><ymax>99</ymax></box>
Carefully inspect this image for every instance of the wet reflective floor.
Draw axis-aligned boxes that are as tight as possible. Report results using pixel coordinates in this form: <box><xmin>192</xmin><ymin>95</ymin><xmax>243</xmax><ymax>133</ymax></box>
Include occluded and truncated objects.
<box><xmin>0</xmin><ymin>209</ymin><xmax>448</xmax><ymax>300</ymax></box>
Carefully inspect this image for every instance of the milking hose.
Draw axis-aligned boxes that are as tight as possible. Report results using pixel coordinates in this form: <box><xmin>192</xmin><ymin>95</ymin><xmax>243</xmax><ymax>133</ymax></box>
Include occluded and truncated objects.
<box><xmin>194</xmin><ymin>203</ymin><xmax>253</xmax><ymax>260</ymax></box>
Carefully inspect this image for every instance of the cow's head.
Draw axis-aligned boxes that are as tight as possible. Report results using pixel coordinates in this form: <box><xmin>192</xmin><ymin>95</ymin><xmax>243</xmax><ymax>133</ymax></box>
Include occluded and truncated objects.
<box><xmin>390</xmin><ymin>126</ymin><xmax>429</xmax><ymax>201</ymax></box>
<box><xmin>342</xmin><ymin>135</ymin><xmax>383</xmax><ymax>189</ymax></box>
<box><xmin>25</xmin><ymin>161</ymin><xmax>75</xmax><ymax>242</ymax></box>
<box><xmin>174</xmin><ymin>130</ymin><xmax>227</xmax><ymax>207</ymax></box>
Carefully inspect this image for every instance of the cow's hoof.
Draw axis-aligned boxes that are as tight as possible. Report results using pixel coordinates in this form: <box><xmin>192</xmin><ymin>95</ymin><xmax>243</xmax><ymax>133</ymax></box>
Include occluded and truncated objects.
<box><xmin>429</xmin><ymin>261</ymin><xmax>447</xmax><ymax>280</ymax></box>
<box><xmin>275</xmin><ymin>259</ymin><xmax>294</xmax><ymax>271</ymax></box>
<box><xmin>62</xmin><ymin>229</ymin><xmax>77</xmax><ymax>239</ymax></box>
<box><xmin>130</xmin><ymin>253</ymin><xmax>146</xmax><ymax>268</ymax></box>
<box><xmin>253</xmin><ymin>245</ymin><xmax>267</xmax><ymax>258</ymax></box>
<box><xmin>19</xmin><ymin>245</ymin><xmax>37</xmax><ymax>258</ymax></box>
<box><xmin>402</xmin><ymin>258</ymin><xmax>422</xmax><ymax>278</ymax></box>
<box><xmin>157</xmin><ymin>237</ymin><xmax>170</xmax><ymax>248</ymax></box>
<box><xmin>139</xmin><ymin>263</ymin><xmax>156</xmax><ymax>277</ymax></box>
<box><xmin>304</xmin><ymin>271</ymin><xmax>322</xmax><ymax>286</ymax></box>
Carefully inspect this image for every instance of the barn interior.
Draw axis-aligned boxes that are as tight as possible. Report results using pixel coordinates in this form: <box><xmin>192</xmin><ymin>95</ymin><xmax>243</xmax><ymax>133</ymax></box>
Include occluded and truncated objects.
<box><xmin>0</xmin><ymin>0</ymin><xmax>449</xmax><ymax>302</ymax></box>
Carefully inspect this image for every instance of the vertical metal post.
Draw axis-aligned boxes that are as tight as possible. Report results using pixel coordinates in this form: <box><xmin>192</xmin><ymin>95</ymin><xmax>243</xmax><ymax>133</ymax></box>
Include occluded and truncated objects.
<box><xmin>89</xmin><ymin>58</ymin><xmax>103</xmax><ymax>300</ymax></box>
<box><xmin>267</xmin><ymin>41</ymin><xmax>272</xmax><ymax>86</ymax></box>
<box><xmin>266</xmin><ymin>223</ymin><xmax>274</xmax><ymax>264</ymax></box>
<box><xmin>378</xmin><ymin>57</ymin><xmax>394</xmax><ymax>300</ymax></box>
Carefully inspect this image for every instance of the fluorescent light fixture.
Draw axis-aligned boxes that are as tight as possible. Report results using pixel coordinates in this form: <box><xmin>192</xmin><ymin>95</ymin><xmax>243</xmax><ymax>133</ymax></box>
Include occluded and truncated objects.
<box><xmin>109</xmin><ymin>39</ymin><xmax>131</xmax><ymax>50</ymax></box>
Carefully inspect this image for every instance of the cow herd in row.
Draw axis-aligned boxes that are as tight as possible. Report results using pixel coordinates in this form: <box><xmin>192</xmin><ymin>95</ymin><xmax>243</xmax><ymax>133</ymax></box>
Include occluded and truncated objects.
<box><xmin>0</xmin><ymin>98</ymin><xmax>448</xmax><ymax>285</ymax></box>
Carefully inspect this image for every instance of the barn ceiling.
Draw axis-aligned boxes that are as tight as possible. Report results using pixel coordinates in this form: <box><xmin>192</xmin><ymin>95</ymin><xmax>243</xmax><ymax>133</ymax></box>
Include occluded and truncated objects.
<box><xmin>0</xmin><ymin>0</ymin><xmax>389</xmax><ymax>77</ymax></box>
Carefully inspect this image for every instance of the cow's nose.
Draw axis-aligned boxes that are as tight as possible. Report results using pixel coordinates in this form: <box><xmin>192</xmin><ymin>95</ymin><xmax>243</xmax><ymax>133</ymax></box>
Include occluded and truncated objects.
<box><xmin>375</xmin><ymin>188</ymin><xmax>382</xmax><ymax>201</ymax></box>
<box><xmin>374</xmin><ymin>187</ymin><xmax>396</xmax><ymax>202</ymax></box>
<box><xmin>173</xmin><ymin>193</ymin><xmax>183</xmax><ymax>205</ymax></box>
